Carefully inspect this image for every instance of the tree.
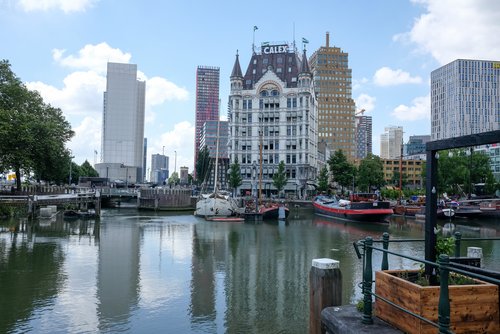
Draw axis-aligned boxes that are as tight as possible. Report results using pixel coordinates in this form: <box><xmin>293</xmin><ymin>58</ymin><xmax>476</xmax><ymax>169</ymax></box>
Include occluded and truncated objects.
<box><xmin>0</xmin><ymin>60</ymin><xmax>74</xmax><ymax>189</ymax></box>
<box><xmin>272</xmin><ymin>161</ymin><xmax>288</xmax><ymax>196</ymax></box>
<box><xmin>328</xmin><ymin>149</ymin><xmax>355</xmax><ymax>194</ymax></box>
<box><xmin>80</xmin><ymin>160</ymin><xmax>99</xmax><ymax>177</ymax></box>
<box><xmin>317</xmin><ymin>166</ymin><xmax>329</xmax><ymax>193</ymax></box>
<box><xmin>357</xmin><ymin>154</ymin><xmax>385</xmax><ymax>192</ymax></box>
<box><xmin>228</xmin><ymin>158</ymin><xmax>242</xmax><ymax>196</ymax></box>
<box><xmin>195</xmin><ymin>146</ymin><xmax>210</xmax><ymax>185</ymax></box>
<box><xmin>390</xmin><ymin>170</ymin><xmax>408</xmax><ymax>188</ymax></box>
<box><xmin>168</xmin><ymin>171</ymin><xmax>179</xmax><ymax>186</ymax></box>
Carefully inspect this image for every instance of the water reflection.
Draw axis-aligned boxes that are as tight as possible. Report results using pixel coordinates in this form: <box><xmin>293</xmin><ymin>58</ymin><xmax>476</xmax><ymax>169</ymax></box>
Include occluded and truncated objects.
<box><xmin>0</xmin><ymin>209</ymin><xmax>499</xmax><ymax>333</ymax></box>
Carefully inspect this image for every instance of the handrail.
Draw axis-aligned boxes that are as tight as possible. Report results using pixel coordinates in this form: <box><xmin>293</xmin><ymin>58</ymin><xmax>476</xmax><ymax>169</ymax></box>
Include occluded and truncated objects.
<box><xmin>357</xmin><ymin>232</ymin><xmax>500</xmax><ymax>334</ymax></box>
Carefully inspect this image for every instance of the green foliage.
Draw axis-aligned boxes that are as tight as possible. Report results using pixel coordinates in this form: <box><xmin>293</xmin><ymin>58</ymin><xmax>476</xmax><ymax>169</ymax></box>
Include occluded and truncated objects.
<box><xmin>428</xmin><ymin>149</ymin><xmax>496</xmax><ymax>196</ymax></box>
<box><xmin>390</xmin><ymin>170</ymin><xmax>408</xmax><ymax>188</ymax></box>
<box><xmin>0</xmin><ymin>59</ymin><xmax>74</xmax><ymax>189</ymax></box>
<box><xmin>168</xmin><ymin>171</ymin><xmax>179</xmax><ymax>185</ymax></box>
<box><xmin>357</xmin><ymin>154</ymin><xmax>385</xmax><ymax>192</ymax></box>
<box><xmin>317</xmin><ymin>166</ymin><xmax>329</xmax><ymax>193</ymax></box>
<box><xmin>228</xmin><ymin>158</ymin><xmax>242</xmax><ymax>196</ymax></box>
<box><xmin>272</xmin><ymin>161</ymin><xmax>288</xmax><ymax>194</ymax></box>
<box><xmin>434</xmin><ymin>227</ymin><xmax>455</xmax><ymax>256</ymax></box>
<box><xmin>327</xmin><ymin>149</ymin><xmax>356</xmax><ymax>194</ymax></box>
<box><xmin>80</xmin><ymin>160</ymin><xmax>99</xmax><ymax>177</ymax></box>
<box><xmin>195</xmin><ymin>146</ymin><xmax>211</xmax><ymax>185</ymax></box>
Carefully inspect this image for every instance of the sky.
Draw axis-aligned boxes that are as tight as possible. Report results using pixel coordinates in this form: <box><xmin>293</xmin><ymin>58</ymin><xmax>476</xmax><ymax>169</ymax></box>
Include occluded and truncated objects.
<box><xmin>1</xmin><ymin>0</ymin><xmax>500</xmax><ymax>177</ymax></box>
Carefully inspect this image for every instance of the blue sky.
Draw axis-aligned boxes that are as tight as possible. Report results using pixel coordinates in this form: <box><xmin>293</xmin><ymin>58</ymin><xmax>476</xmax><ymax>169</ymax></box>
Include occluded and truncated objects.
<box><xmin>1</xmin><ymin>0</ymin><xmax>499</xmax><ymax>175</ymax></box>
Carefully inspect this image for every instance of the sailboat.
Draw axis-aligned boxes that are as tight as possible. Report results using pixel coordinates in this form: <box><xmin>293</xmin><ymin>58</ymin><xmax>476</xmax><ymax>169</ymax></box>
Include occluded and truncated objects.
<box><xmin>194</xmin><ymin>121</ymin><xmax>243</xmax><ymax>219</ymax></box>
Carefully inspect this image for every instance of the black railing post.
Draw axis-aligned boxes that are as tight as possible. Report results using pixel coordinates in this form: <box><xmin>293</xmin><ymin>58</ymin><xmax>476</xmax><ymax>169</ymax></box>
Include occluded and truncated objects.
<box><xmin>454</xmin><ymin>231</ymin><xmax>462</xmax><ymax>258</ymax></box>
<box><xmin>362</xmin><ymin>236</ymin><xmax>374</xmax><ymax>324</ymax></box>
<box><xmin>438</xmin><ymin>254</ymin><xmax>451</xmax><ymax>334</ymax></box>
<box><xmin>382</xmin><ymin>232</ymin><xmax>389</xmax><ymax>270</ymax></box>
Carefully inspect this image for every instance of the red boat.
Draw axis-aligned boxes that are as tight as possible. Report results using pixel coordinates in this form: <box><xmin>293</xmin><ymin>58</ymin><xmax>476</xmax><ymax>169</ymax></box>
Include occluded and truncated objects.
<box><xmin>259</xmin><ymin>203</ymin><xmax>290</xmax><ymax>220</ymax></box>
<box><xmin>313</xmin><ymin>195</ymin><xmax>393</xmax><ymax>222</ymax></box>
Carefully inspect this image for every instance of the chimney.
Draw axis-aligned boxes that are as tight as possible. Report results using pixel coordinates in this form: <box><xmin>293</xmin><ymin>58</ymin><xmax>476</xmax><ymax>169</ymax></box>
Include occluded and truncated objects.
<box><xmin>326</xmin><ymin>31</ymin><xmax>330</xmax><ymax>47</ymax></box>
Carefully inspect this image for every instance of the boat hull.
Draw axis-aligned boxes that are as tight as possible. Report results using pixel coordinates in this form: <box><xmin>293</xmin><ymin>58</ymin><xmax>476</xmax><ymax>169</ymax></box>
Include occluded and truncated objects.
<box><xmin>313</xmin><ymin>197</ymin><xmax>393</xmax><ymax>222</ymax></box>
<box><xmin>194</xmin><ymin>197</ymin><xmax>240</xmax><ymax>217</ymax></box>
<box><xmin>260</xmin><ymin>206</ymin><xmax>290</xmax><ymax>220</ymax></box>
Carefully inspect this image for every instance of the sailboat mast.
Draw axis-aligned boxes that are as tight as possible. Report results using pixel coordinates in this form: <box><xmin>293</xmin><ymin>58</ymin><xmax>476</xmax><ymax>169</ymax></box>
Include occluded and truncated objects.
<box><xmin>213</xmin><ymin>120</ymin><xmax>220</xmax><ymax>193</ymax></box>
<box><xmin>259</xmin><ymin>130</ymin><xmax>263</xmax><ymax>201</ymax></box>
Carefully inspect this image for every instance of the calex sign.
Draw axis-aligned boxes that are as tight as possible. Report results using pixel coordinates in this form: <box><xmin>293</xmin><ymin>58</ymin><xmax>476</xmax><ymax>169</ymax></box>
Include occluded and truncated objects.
<box><xmin>262</xmin><ymin>44</ymin><xmax>288</xmax><ymax>54</ymax></box>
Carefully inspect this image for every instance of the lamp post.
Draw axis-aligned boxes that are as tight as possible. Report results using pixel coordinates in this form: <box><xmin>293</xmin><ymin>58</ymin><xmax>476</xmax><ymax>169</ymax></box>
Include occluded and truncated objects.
<box><xmin>174</xmin><ymin>150</ymin><xmax>177</xmax><ymax>187</ymax></box>
<box><xmin>252</xmin><ymin>161</ymin><xmax>258</xmax><ymax>213</ymax></box>
<box><xmin>68</xmin><ymin>151</ymin><xmax>73</xmax><ymax>185</ymax></box>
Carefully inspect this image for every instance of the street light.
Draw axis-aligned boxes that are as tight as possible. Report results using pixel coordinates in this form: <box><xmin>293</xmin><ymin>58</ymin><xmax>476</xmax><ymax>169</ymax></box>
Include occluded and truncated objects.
<box><xmin>68</xmin><ymin>150</ymin><xmax>73</xmax><ymax>185</ymax></box>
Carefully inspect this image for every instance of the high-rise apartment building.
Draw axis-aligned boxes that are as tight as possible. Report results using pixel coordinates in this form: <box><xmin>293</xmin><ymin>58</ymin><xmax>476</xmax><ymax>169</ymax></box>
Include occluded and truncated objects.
<box><xmin>380</xmin><ymin>126</ymin><xmax>403</xmax><ymax>159</ymax></box>
<box><xmin>405</xmin><ymin>135</ymin><xmax>430</xmax><ymax>156</ymax></box>
<box><xmin>309</xmin><ymin>32</ymin><xmax>356</xmax><ymax>159</ymax></box>
<box><xmin>355</xmin><ymin>115</ymin><xmax>372</xmax><ymax>159</ymax></box>
<box><xmin>228</xmin><ymin>43</ymin><xmax>318</xmax><ymax>197</ymax></box>
<box><xmin>200</xmin><ymin>120</ymin><xmax>229</xmax><ymax>190</ymax></box>
<box><xmin>431</xmin><ymin>59</ymin><xmax>500</xmax><ymax>140</ymax></box>
<box><xmin>96</xmin><ymin>62</ymin><xmax>146</xmax><ymax>184</ymax></box>
<box><xmin>150</xmin><ymin>154</ymin><xmax>168</xmax><ymax>184</ymax></box>
<box><xmin>194</xmin><ymin>66</ymin><xmax>220</xmax><ymax>178</ymax></box>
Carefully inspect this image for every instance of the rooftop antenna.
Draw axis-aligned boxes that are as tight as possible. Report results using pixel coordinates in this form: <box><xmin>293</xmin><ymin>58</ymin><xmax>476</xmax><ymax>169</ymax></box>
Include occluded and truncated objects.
<box><xmin>293</xmin><ymin>22</ymin><xmax>296</xmax><ymax>52</ymax></box>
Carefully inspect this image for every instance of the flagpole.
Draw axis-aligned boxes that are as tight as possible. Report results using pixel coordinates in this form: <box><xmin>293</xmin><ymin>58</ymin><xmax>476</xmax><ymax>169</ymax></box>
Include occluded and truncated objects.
<box><xmin>252</xmin><ymin>26</ymin><xmax>258</xmax><ymax>53</ymax></box>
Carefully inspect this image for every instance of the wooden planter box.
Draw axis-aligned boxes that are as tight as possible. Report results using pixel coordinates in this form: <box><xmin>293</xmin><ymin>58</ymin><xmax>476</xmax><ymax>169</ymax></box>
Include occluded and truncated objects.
<box><xmin>375</xmin><ymin>269</ymin><xmax>499</xmax><ymax>334</ymax></box>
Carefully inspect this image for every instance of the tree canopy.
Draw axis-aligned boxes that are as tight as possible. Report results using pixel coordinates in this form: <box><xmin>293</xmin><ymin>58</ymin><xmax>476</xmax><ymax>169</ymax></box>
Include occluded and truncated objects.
<box><xmin>195</xmin><ymin>146</ymin><xmax>210</xmax><ymax>185</ymax></box>
<box><xmin>327</xmin><ymin>149</ymin><xmax>356</xmax><ymax>194</ymax></box>
<box><xmin>0</xmin><ymin>60</ymin><xmax>74</xmax><ymax>189</ymax></box>
<box><xmin>228</xmin><ymin>158</ymin><xmax>242</xmax><ymax>196</ymax></box>
<box><xmin>317</xmin><ymin>166</ymin><xmax>329</xmax><ymax>193</ymax></box>
<box><xmin>357</xmin><ymin>154</ymin><xmax>385</xmax><ymax>192</ymax></box>
<box><xmin>272</xmin><ymin>161</ymin><xmax>288</xmax><ymax>195</ymax></box>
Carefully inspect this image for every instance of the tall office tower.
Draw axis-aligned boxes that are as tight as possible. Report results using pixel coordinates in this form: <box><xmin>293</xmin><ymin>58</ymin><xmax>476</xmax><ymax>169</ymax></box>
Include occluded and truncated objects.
<box><xmin>431</xmin><ymin>59</ymin><xmax>500</xmax><ymax>140</ymax></box>
<box><xmin>97</xmin><ymin>62</ymin><xmax>146</xmax><ymax>184</ymax></box>
<box><xmin>405</xmin><ymin>135</ymin><xmax>430</xmax><ymax>156</ymax></box>
<box><xmin>200</xmin><ymin>120</ymin><xmax>229</xmax><ymax>189</ymax></box>
<box><xmin>194</xmin><ymin>66</ymin><xmax>220</xmax><ymax>178</ymax></box>
<box><xmin>150</xmin><ymin>154</ymin><xmax>169</xmax><ymax>184</ymax></box>
<box><xmin>355</xmin><ymin>115</ymin><xmax>372</xmax><ymax>159</ymax></box>
<box><xmin>228</xmin><ymin>42</ymin><xmax>318</xmax><ymax>197</ymax></box>
<box><xmin>309</xmin><ymin>32</ymin><xmax>356</xmax><ymax>159</ymax></box>
<box><xmin>380</xmin><ymin>126</ymin><xmax>403</xmax><ymax>159</ymax></box>
<box><xmin>143</xmin><ymin>138</ymin><xmax>147</xmax><ymax>182</ymax></box>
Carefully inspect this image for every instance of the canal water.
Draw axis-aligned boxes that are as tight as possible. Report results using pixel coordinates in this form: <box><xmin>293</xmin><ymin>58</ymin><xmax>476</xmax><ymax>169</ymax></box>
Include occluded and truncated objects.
<box><xmin>1</xmin><ymin>207</ymin><xmax>499</xmax><ymax>333</ymax></box>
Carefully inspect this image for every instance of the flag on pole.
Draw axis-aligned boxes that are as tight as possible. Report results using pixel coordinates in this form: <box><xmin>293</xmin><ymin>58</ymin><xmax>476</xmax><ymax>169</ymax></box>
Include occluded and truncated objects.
<box><xmin>254</xmin><ymin>25</ymin><xmax>258</xmax><ymax>31</ymax></box>
<box><xmin>302</xmin><ymin>37</ymin><xmax>309</xmax><ymax>44</ymax></box>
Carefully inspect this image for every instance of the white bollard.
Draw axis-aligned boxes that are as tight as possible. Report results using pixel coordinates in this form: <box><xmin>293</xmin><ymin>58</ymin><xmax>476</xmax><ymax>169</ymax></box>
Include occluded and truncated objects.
<box><xmin>467</xmin><ymin>247</ymin><xmax>483</xmax><ymax>267</ymax></box>
<box><xmin>39</xmin><ymin>207</ymin><xmax>52</xmax><ymax>218</ymax></box>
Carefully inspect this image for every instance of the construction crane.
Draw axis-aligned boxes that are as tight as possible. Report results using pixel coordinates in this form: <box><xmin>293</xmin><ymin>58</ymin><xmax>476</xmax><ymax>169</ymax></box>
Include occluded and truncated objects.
<box><xmin>355</xmin><ymin>108</ymin><xmax>366</xmax><ymax>116</ymax></box>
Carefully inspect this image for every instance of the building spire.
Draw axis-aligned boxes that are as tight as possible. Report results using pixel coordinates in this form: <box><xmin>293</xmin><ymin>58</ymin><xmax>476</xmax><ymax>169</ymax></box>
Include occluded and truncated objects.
<box><xmin>230</xmin><ymin>50</ymin><xmax>243</xmax><ymax>78</ymax></box>
<box><xmin>300</xmin><ymin>47</ymin><xmax>310</xmax><ymax>74</ymax></box>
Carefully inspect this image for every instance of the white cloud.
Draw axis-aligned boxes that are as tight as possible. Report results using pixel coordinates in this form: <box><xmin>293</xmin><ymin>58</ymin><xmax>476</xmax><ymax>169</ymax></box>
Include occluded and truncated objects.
<box><xmin>392</xmin><ymin>95</ymin><xmax>430</xmax><ymax>121</ymax></box>
<box><xmin>18</xmin><ymin>0</ymin><xmax>98</xmax><ymax>13</ymax></box>
<box><xmin>352</xmin><ymin>77</ymin><xmax>369</xmax><ymax>91</ymax></box>
<box><xmin>26</xmin><ymin>71</ymin><xmax>106</xmax><ymax>116</ymax></box>
<box><xmin>373</xmin><ymin>67</ymin><xmax>422</xmax><ymax>86</ymax></box>
<box><xmin>396</xmin><ymin>0</ymin><xmax>500</xmax><ymax>65</ymax></box>
<box><xmin>53</xmin><ymin>43</ymin><xmax>131</xmax><ymax>74</ymax></box>
<box><xmin>355</xmin><ymin>94</ymin><xmax>376</xmax><ymax>113</ymax></box>
<box><xmin>146</xmin><ymin>77</ymin><xmax>189</xmax><ymax>105</ymax></box>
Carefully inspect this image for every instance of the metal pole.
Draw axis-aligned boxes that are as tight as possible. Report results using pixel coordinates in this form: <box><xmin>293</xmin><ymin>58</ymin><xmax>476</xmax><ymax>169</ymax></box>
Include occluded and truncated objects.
<box><xmin>362</xmin><ymin>236</ymin><xmax>374</xmax><ymax>324</ymax></box>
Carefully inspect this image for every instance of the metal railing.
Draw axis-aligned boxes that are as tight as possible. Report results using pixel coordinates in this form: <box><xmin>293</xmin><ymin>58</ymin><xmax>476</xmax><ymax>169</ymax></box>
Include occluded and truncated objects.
<box><xmin>354</xmin><ymin>232</ymin><xmax>500</xmax><ymax>334</ymax></box>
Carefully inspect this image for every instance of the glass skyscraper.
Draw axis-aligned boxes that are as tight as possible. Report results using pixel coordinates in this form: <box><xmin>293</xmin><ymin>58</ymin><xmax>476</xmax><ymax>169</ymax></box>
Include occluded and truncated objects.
<box><xmin>431</xmin><ymin>59</ymin><xmax>500</xmax><ymax>140</ymax></box>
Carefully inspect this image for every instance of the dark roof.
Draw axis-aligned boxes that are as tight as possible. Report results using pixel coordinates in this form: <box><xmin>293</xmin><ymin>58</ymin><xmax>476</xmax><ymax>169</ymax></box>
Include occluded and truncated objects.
<box><xmin>230</xmin><ymin>51</ymin><xmax>243</xmax><ymax>78</ymax></box>
<box><xmin>242</xmin><ymin>45</ymin><xmax>302</xmax><ymax>89</ymax></box>
<box><xmin>300</xmin><ymin>48</ymin><xmax>310</xmax><ymax>74</ymax></box>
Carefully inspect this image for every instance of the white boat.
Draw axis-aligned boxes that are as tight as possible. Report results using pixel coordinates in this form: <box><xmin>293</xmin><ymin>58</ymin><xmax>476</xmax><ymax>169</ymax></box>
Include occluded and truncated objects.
<box><xmin>194</xmin><ymin>191</ymin><xmax>242</xmax><ymax>217</ymax></box>
<box><xmin>194</xmin><ymin>121</ymin><xmax>243</xmax><ymax>219</ymax></box>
